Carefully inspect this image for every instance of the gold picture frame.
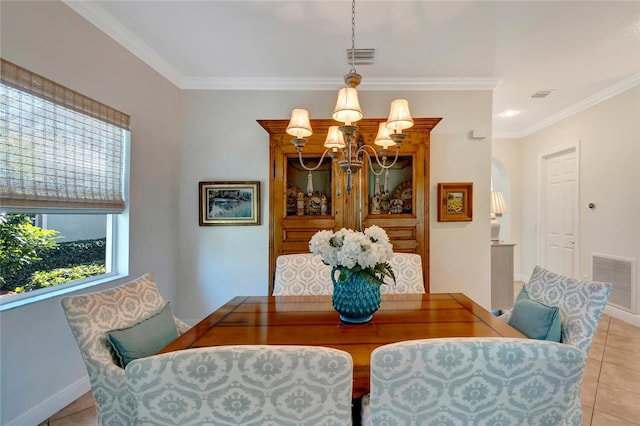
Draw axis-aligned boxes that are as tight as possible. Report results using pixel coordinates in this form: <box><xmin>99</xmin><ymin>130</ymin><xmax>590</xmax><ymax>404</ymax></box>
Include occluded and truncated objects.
<box><xmin>199</xmin><ymin>181</ymin><xmax>261</xmax><ymax>226</ymax></box>
<box><xmin>437</xmin><ymin>182</ymin><xmax>473</xmax><ymax>222</ymax></box>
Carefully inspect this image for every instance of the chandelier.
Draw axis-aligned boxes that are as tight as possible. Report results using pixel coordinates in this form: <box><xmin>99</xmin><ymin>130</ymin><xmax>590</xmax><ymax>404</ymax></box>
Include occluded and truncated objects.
<box><xmin>285</xmin><ymin>0</ymin><xmax>414</xmax><ymax>196</ymax></box>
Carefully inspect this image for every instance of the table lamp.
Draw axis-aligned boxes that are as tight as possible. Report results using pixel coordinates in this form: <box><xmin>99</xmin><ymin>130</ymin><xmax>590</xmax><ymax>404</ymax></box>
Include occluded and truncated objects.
<box><xmin>491</xmin><ymin>191</ymin><xmax>507</xmax><ymax>242</ymax></box>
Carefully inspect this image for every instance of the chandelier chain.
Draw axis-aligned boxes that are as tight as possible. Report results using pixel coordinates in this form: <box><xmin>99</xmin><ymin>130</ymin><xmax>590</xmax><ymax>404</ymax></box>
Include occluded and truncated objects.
<box><xmin>350</xmin><ymin>0</ymin><xmax>356</xmax><ymax>74</ymax></box>
<box><xmin>285</xmin><ymin>0</ymin><xmax>413</xmax><ymax>197</ymax></box>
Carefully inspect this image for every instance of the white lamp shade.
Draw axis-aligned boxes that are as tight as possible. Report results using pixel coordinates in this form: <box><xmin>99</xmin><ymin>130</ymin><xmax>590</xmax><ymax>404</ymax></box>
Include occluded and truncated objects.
<box><xmin>324</xmin><ymin>126</ymin><xmax>346</xmax><ymax>149</ymax></box>
<box><xmin>374</xmin><ymin>122</ymin><xmax>396</xmax><ymax>149</ymax></box>
<box><xmin>286</xmin><ymin>108</ymin><xmax>313</xmax><ymax>138</ymax></box>
<box><xmin>491</xmin><ymin>191</ymin><xmax>507</xmax><ymax>215</ymax></box>
<box><xmin>332</xmin><ymin>87</ymin><xmax>363</xmax><ymax>125</ymax></box>
<box><xmin>386</xmin><ymin>99</ymin><xmax>414</xmax><ymax>132</ymax></box>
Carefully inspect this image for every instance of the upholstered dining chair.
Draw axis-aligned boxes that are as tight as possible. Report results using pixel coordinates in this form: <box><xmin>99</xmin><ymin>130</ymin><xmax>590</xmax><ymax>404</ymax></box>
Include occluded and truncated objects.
<box><xmin>363</xmin><ymin>337</ymin><xmax>586</xmax><ymax>425</ymax></box>
<box><xmin>273</xmin><ymin>252</ymin><xmax>425</xmax><ymax>295</ymax></box>
<box><xmin>125</xmin><ymin>345</ymin><xmax>354</xmax><ymax>425</ymax></box>
<box><xmin>273</xmin><ymin>253</ymin><xmax>333</xmax><ymax>295</ymax></box>
<box><xmin>61</xmin><ymin>274</ymin><xmax>190</xmax><ymax>426</ymax></box>
<box><xmin>502</xmin><ymin>265</ymin><xmax>612</xmax><ymax>354</ymax></box>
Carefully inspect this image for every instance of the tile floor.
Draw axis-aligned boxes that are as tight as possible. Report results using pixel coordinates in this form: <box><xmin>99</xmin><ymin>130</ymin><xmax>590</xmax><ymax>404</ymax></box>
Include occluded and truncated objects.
<box><xmin>40</xmin><ymin>301</ymin><xmax>640</xmax><ymax>425</ymax></box>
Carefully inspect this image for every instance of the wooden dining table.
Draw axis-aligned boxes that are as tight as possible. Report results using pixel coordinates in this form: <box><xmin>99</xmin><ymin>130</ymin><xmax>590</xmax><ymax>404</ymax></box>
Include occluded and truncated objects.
<box><xmin>159</xmin><ymin>293</ymin><xmax>525</xmax><ymax>398</ymax></box>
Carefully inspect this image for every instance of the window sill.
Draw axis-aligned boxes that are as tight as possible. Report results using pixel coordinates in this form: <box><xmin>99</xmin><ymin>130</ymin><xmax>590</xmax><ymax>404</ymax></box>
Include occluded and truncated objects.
<box><xmin>0</xmin><ymin>273</ymin><xmax>129</xmax><ymax>312</ymax></box>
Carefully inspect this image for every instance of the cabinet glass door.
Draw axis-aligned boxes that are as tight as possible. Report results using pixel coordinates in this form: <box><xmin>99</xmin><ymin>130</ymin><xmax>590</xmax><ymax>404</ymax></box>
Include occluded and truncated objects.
<box><xmin>286</xmin><ymin>156</ymin><xmax>332</xmax><ymax>217</ymax></box>
<box><xmin>366</xmin><ymin>155</ymin><xmax>413</xmax><ymax>215</ymax></box>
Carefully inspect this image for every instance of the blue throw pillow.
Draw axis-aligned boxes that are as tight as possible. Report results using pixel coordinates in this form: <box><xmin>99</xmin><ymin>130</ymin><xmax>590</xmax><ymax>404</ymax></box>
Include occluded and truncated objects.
<box><xmin>106</xmin><ymin>303</ymin><xmax>179</xmax><ymax>367</ymax></box>
<box><xmin>508</xmin><ymin>287</ymin><xmax>561</xmax><ymax>342</ymax></box>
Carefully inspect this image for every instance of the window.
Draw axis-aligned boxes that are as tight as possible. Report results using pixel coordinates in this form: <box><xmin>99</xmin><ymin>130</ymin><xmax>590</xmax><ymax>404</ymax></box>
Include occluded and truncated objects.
<box><xmin>0</xmin><ymin>59</ymin><xmax>130</xmax><ymax>310</ymax></box>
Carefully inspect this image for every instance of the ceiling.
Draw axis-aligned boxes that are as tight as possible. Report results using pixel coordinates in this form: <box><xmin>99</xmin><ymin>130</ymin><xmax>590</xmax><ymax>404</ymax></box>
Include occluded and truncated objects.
<box><xmin>65</xmin><ymin>0</ymin><xmax>640</xmax><ymax>138</ymax></box>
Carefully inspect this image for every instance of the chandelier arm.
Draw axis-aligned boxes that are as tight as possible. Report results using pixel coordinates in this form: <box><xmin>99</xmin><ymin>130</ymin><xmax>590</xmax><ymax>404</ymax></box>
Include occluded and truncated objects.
<box><xmin>358</xmin><ymin>144</ymin><xmax>401</xmax><ymax>170</ymax></box>
<box><xmin>296</xmin><ymin>149</ymin><xmax>333</xmax><ymax>172</ymax></box>
<box><xmin>357</xmin><ymin>150</ymin><xmax>384</xmax><ymax>177</ymax></box>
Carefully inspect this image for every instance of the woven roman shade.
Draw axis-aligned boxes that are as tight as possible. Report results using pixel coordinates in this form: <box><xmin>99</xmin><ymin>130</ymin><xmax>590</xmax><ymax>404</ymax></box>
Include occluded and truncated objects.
<box><xmin>0</xmin><ymin>59</ymin><xmax>130</xmax><ymax>212</ymax></box>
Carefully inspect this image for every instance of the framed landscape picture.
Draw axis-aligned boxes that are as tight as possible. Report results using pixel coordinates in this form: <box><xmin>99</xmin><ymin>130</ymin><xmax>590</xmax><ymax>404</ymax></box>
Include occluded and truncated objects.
<box><xmin>437</xmin><ymin>182</ymin><xmax>473</xmax><ymax>222</ymax></box>
<box><xmin>199</xmin><ymin>181</ymin><xmax>261</xmax><ymax>226</ymax></box>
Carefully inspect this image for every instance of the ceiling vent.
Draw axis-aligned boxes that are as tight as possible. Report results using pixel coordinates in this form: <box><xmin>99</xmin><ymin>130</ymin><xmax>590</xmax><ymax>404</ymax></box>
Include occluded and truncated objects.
<box><xmin>531</xmin><ymin>90</ymin><xmax>554</xmax><ymax>99</ymax></box>
<box><xmin>346</xmin><ymin>48</ymin><xmax>376</xmax><ymax>65</ymax></box>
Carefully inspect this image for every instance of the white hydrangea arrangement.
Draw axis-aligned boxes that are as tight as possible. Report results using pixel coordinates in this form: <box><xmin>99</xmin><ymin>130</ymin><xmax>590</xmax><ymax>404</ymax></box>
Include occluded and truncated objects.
<box><xmin>309</xmin><ymin>225</ymin><xmax>395</xmax><ymax>286</ymax></box>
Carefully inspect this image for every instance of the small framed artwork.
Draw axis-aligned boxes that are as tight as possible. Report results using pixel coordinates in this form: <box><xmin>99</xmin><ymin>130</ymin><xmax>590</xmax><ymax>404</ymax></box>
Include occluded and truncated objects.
<box><xmin>199</xmin><ymin>181</ymin><xmax>261</xmax><ymax>226</ymax></box>
<box><xmin>437</xmin><ymin>182</ymin><xmax>473</xmax><ymax>222</ymax></box>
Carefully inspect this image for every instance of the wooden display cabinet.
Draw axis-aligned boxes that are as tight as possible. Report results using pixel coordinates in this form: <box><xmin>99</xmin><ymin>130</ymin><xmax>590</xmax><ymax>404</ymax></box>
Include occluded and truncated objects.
<box><xmin>258</xmin><ymin>117</ymin><xmax>441</xmax><ymax>295</ymax></box>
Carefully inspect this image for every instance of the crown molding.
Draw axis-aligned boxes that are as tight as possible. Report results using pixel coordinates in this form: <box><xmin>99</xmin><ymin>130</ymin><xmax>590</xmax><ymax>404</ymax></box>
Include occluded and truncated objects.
<box><xmin>62</xmin><ymin>0</ymin><xmax>184</xmax><ymax>87</ymax></box>
<box><xmin>62</xmin><ymin>1</ymin><xmax>637</xmax><ymax>137</ymax></box>
<box><xmin>180</xmin><ymin>77</ymin><xmax>502</xmax><ymax>91</ymax></box>
<box><xmin>512</xmin><ymin>73</ymin><xmax>640</xmax><ymax>139</ymax></box>
<box><xmin>62</xmin><ymin>1</ymin><xmax>500</xmax><ymax>92</ymax></box>
<box><xmin>180</xmin><ymin>77</ymin><xmax>343</xmax><ymax>91</ymax></box>
<box><xmin>363</xmin><ymin>77</ymin><xmax>502</xmax><ymax>91</ymax></box>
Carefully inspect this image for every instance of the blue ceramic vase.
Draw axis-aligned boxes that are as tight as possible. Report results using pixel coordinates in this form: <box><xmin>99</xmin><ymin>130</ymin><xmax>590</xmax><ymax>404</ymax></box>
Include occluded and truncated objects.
<box><xmin>331</xmin><ymin>266</ymin><xmax>382</xmax><ymax>323</ymax></box>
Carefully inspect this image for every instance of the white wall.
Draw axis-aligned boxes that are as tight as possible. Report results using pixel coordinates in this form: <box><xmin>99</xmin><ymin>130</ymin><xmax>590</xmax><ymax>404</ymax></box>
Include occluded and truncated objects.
<box><xmin>421</xmin><ymin>92</ymin><xmax>493</xmax><ymax>306</ymax></box>
<box><xmin>497</xmin><ymin>85</ymin><xmax>640</xmax><ymax>323</ymax></box>
<box><xmin>177</xmin><ymin>89</ymin><xmax>494</xmax><ymax>322</ymax></box>
<box><xmin>0</xmin><ymin>2</ymin><xmax>183</xmax><ymax>424</ymax></box>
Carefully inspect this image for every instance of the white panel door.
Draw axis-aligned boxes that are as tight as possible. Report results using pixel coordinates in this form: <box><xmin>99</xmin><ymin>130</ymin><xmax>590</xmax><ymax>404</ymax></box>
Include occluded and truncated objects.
<box><xmin>543</xmin><ymin>148</ymin><xmax>578</xmax><ymax>277</ymax></box>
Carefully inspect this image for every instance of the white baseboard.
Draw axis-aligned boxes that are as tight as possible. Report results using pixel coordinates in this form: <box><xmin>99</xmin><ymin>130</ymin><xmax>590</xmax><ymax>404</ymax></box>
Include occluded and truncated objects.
<box><xmin>604</xmin><ymin>305</ymin><xmax>640</xmax><ymax>328</ymax></box>
<box><xmin>5</xmin><ymin>376</ymin><xmax>91</xmax><ymax>426</ymax></box>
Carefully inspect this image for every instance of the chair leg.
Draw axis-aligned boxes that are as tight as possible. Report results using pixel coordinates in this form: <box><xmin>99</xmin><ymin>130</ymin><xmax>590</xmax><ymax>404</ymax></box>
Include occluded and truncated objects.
<box><xmin>352</xmin><ymin>396</ymin><xmax>363</xmax><ymax>426</ymax></box>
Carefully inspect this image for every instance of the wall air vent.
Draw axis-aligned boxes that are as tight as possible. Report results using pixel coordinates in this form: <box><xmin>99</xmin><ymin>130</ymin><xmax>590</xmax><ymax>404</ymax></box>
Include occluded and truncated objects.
<box><xmin>346</xmin><ymin>48</ymin><xmax>376</xmax><ymax>65</ymax></box>
<box><xmin>592</xmin><ymin>253</ymin><xmax>636</xmax><ymax>314</ymax></box>
<box><xmin>531</xmin><ymin>90</ymin><xmax>554</xmax><ymax>99</ymax></box>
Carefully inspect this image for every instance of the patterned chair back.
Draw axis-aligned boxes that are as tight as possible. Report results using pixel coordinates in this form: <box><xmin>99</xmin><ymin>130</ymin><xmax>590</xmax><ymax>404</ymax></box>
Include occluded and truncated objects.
<box><xmin>61</xmin><ymin>274</ymin><xmax>189</xmax><ymax>425</ymax></box>
<box><xmin>273</xmin><ymin>252</ymin><xmax>425</xmax><ymax>295</ymax></box>
<box><xmin>522</xmin><ymin>265</ymin><xmax>612</xmax><ymax>354</ymax></box>
<box><xmin>125</xmin><ymin>345</ymin><xmax>354</xmax><ymax>425</ymax></box>
<box><xmin>367</xmin><ymin>337</ymin><xmax>586</xmax><ymax>425</ymax></box>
